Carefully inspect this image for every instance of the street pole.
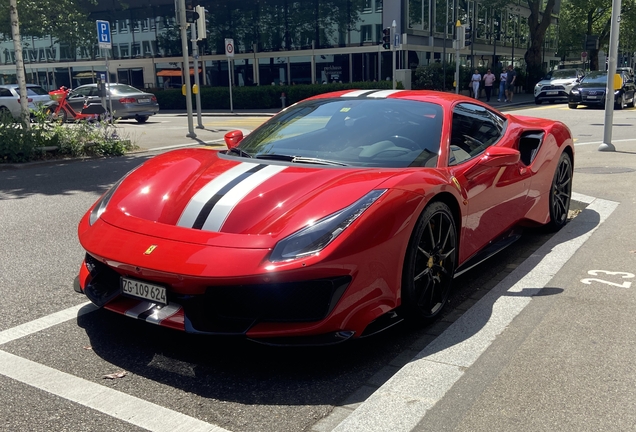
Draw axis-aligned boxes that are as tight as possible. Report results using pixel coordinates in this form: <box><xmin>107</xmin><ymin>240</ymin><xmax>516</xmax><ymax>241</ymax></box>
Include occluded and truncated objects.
<box><xmin>443</xmin><ymin>0</ymin><xmax>448</xmax><ymax>90</ymax></box>
<box><xmin>190</xmin><ymin>22</ymin><xmax>203</xmax><ymax>129</ymax></box>
<box><xmin>600</xmin><ymin>0</ymin><xmax>622</xmax><ymax>152</ymax></box>
<box><xmin>455</xmin><ymin>20</ymin><xmax>461</xmax><ymax>94</ymax></box>
<box><xmin>176</xmin><ymin>0</ymin><xmax>196</xmax><ymax>138</ymax></box>
<box><xmin>392</xmin><ymin>20</ymin><xmax>397</xmax><ymax>90</ymax></box>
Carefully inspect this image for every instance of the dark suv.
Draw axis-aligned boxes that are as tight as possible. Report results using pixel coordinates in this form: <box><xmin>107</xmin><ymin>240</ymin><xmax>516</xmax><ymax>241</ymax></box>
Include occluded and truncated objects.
<box><xmin>568</xmin><ymin>71</ymin><xmax>636</xmax><ymax>109</ymax></box>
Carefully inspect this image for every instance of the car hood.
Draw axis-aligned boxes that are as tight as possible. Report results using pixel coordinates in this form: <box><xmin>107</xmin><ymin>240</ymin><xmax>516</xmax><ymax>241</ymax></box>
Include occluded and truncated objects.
<box><xmin>537</xmin><ymin>77</ymin><xmax>578</xmax><ymax>87</ymax></box>
<box><xmin>574</xmin><ymin>81</ymin><xmax>608</xmax><ymax>90</ymax></box>
<box><xmin>98</xmin><ymin>148</ymin><xmax>400</xmax><ymax>247</ymax></box>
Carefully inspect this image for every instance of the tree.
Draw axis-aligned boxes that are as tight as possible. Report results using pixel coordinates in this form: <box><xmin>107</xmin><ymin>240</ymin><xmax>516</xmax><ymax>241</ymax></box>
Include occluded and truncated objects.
<box><xmin>9</xmin><ymin>0</ymin><xmax>29</xmax><ymax>128</ymax></box>
<box><xmin>524</xmin><ymin>0</ymin><xmax>557</xmax><ymax>88</ymax></box>
<box><xmin>0</xmin><ymin>0</ymin><xmax>97</xmax><ymax>53</ymax></box>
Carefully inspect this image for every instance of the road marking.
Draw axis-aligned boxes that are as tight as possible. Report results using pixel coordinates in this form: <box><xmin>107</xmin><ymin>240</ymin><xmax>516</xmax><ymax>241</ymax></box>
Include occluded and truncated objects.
<box><xmin>0</xmin><ymin>301</ymin><xmax>232</xmax><ymax>432</ymax></box>
<box><xmin>575</xmin><ymin>137</ymin><xmax>636</xmax><ymax>146</ymax></box>
<box><xmin>0</xmin><ymin>350</ymin><xmax>228</xmax><ymax>432</ymax></box>
<box><xmin>333</xmin><ymin>192</ymin><xmax>618</xmax><ymax>432</ymax></box>
<box><xmin>0</xmin><ymin>302</ymin><xmax>96</xmax><ymax>346</ymax></box>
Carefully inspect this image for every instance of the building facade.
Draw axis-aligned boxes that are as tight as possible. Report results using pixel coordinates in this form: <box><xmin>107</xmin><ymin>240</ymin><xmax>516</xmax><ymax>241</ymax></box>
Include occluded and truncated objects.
<box><xmin>0</xmin><ymin>0</ymin><xmax>560</xmax><ymax>90</ymax></box>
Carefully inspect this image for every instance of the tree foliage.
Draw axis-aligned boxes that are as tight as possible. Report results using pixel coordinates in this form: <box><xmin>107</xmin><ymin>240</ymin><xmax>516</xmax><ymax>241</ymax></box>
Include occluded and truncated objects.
<box><xmin>0</xmin><ymin>0</ymin><xmax>96</xmax><ymax>49</ymax></box>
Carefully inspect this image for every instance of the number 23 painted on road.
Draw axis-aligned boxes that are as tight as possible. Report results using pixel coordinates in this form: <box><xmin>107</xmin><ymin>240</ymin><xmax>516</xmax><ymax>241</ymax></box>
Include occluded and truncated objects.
<box><xmin>581</xmin><ymin>270</ymin><xmax>634</xmax><ymax>288</ymax></box>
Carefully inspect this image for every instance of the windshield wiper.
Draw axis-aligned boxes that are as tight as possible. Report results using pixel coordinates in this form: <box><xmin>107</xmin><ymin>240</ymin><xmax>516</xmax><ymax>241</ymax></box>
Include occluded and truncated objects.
<box><xmin>290</xmin><ymin>156</ymin><xmax>349</xmax><ymax>166</ymax></box>
<box><xmin>227</xmin><ymin>147</ymin><xmax>253</xmax><ymax>158</ymax></box>
<box><xmin>255</xmin><ymin>154</ymin><xmax>348</xmax><ymax>166</ymax></box>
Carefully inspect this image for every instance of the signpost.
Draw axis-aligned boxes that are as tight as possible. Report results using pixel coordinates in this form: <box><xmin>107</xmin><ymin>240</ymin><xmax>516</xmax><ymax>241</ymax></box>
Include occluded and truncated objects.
<box><xmin>225</xmin><ymin>38</ymin><xmax>234</xmax><ymax>112</ymax></box>
<box><xmin>96</xmin><ymin>20</ymin><xmax>113</xmax><ymax>122</ymax></box>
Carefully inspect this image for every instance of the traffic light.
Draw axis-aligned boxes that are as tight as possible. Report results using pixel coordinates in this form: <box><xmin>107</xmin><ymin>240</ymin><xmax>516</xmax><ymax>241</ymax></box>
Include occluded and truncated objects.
<box><xmin>195</xmin><ymin>5</ymin><xmax>207</xmax><ymax>40</ymax></box>
<box><xmin>185</xmin><ymin>9</ymin><xmax>199</xmax><ymax>23</ymax></box>
<box><xmin>464</xmin><ymin>26</ymin><xmax>472</xmax><ymax>47</ymax></box>
<box><xmin>382</xmin><ymin>27</ymin><xmax>391</xmax><ymax>50</ymax></box>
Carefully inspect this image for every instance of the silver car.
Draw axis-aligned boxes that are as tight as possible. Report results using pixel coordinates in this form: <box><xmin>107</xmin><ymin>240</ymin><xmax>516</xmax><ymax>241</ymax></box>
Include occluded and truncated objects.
<box><xmin>0</xmin><ymin>84</ymin><xmax>52</xmax><ymax>119</ymax></box>
<box><xmin>68</xmin><ymin>83</ymin><xmax>159</xmax><ymax>123</ymax></box>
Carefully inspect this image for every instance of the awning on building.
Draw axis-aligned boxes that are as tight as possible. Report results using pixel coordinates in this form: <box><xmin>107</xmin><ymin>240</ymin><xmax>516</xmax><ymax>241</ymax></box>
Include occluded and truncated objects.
<box><xmin>157</xmin><ymin>68</ymin><xmax>201</xmax><ymax>77</ymax></box>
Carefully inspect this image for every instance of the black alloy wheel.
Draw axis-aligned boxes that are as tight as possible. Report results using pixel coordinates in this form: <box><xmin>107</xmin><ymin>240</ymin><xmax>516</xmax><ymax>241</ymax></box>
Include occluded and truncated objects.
<box><xmin>136</xmin><ymin>115</ymin><xmax>149</xmax><ymax>123</ymax></box>
<box><xmin>568</xmin><ymin>103</ymin><xmax>578</xmax><ymax>109</ymax></box>
<box><xmin>546</xmin><ymin>152</ymin><xmax>573</xmax><ymax>231</ymax></box>
<box><xmin>401</xmin><ymin>201</ymin><xmax>457</xmax><ymax>322</ymax></box>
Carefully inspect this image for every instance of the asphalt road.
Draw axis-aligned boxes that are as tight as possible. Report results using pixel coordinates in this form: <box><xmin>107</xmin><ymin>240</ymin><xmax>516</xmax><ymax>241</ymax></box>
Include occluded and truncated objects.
<box><xmin>0</xmin><ymin>103</ymin><xmax>634</xmax><ymax>432</ymax></box>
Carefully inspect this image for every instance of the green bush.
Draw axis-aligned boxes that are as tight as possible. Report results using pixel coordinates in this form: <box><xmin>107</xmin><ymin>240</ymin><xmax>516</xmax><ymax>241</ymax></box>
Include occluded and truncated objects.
<box><xmin>413</xmin><ymin>63</ymin><xmax>473</xmax><ymax>92</ymax></box>
<box><xmin>148</xmin><ymin>80</ymin><xmax>399</xmax><ymax>110</ymax></box>
<box><xmin>0</xmin><ymin>108</ymin><xmax>136</xmax><ymax>164</ymax></box>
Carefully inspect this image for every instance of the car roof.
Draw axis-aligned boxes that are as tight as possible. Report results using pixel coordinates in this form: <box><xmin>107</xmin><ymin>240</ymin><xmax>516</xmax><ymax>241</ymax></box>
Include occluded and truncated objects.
<box><xmin>0</xmin><ymin>84</ymin><xmax>44</xmax><ymax>88</ymax></box>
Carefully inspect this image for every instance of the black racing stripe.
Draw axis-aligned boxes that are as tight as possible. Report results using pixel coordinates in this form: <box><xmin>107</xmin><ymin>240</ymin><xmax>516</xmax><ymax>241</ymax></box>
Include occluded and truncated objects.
<box><xmin>192</xmin><ymin>164</ymin><xmax>267</xmax><ymax>230</ymax></box>
<box><xmin>137</xmin><ymin>306</ymin><xmax>156</xmax><ymax>321</ymax></box>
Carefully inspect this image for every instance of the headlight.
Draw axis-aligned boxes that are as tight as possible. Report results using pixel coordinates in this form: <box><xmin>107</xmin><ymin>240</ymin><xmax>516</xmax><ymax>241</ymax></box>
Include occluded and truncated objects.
<box><xmin>269</xmin><ymin>189</ymin><xmax>387</xmax><ymax>262</ymax></box>
<box><xmin>88</xmin><ymin>176</ymin><xmax>126</xmax><ymax>225</ymax></box>
<box><xmin>570</xmin><ymin>88</ymin><xmax>580</xmax><ymax>94</ymax></box>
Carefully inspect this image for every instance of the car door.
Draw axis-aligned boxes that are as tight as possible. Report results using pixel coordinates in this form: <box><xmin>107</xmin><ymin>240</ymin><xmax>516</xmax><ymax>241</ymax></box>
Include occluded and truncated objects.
<box><xmin>67</xmin><ymin>87</ymin><xmax>93</xmax><ymax>112</ymax></box>
<box><xmin>447</xmin><ymin>103</ymin><xmax>531</xmax><ymax>263</ymax></box>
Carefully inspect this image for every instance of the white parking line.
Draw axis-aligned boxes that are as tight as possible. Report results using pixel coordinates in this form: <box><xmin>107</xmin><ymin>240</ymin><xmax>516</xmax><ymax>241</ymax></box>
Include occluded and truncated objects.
<box><xmin>0</xmin><ymin>350</ymin><xmax>228</xmax><ymax>432</ymax></box>
<box><xmin>0</xmin><ymin>302</ymin><xmax>231</xmax><ymax>432</ymax></box>
<box><xmin>332</xmin><ymin>193</ymin><xmax>618</xmax><ymax>432</ymax></box>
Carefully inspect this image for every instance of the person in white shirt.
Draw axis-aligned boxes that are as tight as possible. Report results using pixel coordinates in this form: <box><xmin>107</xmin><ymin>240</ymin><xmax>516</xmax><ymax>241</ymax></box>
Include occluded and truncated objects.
<box><xmin>470</xmin><ymin>69</ymin><xmax>482</xmax><ymax>99</ymax></box>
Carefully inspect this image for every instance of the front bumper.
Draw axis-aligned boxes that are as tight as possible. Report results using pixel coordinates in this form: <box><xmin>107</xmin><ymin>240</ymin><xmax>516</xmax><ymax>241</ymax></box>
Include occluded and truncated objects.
<box><xmin>78</xmin><ymin>253</ymin><xmax>353</xmax><ymax>342</ymax></box>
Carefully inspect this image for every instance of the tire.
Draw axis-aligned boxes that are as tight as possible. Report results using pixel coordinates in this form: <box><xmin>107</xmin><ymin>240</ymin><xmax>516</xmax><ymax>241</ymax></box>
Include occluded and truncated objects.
<box><xmin>545</xmin><ymin>152</ymin><xmax>573</xmax><ymax>232</ymax></box>
<box><xmin>136</xmin><ymin>115</ymin><xmax>149</xmax><ymax>123</ymax></box>
<box><xmin>616</xmin><ymin>94</ymin><xmax>625</xmax><ymax>110</ymax></box>
<box><xmin>0</xmin><ymin>106</ymin><xmax>12</xmax><ymax>120</ymax></box>
<box><xmin>568</xmin><ymin>103</ymin><xmax>578</xmax><ymax>109</ymax></box>
<box><xmin>535</xmin><ymin>98</ymin><xmax>543</xmax><ymax>105</ymax></box>
<box><xmin>401</xmin><ymin>201</ymin><xmax>457</xmax><ymax>322</ymax></box>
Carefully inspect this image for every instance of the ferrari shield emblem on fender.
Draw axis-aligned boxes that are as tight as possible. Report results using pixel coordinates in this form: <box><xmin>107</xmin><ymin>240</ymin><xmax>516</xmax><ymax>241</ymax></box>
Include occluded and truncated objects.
<box><xmin>144</xmin><ymin>245</ymin><xmax>158</xmax><ymax>255</ymax></box>
<box><xmin>451</xmin><ymin>176</ymin><xmax>462</xmax><ymax>192</ymax></box>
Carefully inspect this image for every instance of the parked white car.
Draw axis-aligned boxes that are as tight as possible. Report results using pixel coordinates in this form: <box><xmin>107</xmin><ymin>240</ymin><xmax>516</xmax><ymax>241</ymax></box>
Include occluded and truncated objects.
<box><xmin>0</xmin><ymin>84</ymin><xmax>52</xmax><ymax>119</ymax></box>
<box><xmin>534</xmin><ymin>68</ymin><xmax>585</xmax><ymax>104</ymax></box>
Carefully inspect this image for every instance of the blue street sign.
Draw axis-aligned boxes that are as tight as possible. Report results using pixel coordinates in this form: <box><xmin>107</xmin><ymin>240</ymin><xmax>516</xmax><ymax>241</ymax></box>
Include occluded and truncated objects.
<box><xmin>96</xmin><ymin>20</ymin><xmax>112</xmax><ymax>49</ymax></box>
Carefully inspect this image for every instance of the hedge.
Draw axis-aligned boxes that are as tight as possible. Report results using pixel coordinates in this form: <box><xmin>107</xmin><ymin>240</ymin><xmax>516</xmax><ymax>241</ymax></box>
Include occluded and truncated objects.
<box><xmin>147</xmin><ymin>80</ymin><xmax>398</xmax><ymax>110</ymax></box>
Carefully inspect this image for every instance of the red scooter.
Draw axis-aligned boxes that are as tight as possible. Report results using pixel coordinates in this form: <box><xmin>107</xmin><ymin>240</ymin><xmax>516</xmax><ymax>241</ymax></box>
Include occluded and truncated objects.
<box><xmin>46</xmin><ymin>87</ymin><xmax>107</xmax><ymax>122</ymax></box>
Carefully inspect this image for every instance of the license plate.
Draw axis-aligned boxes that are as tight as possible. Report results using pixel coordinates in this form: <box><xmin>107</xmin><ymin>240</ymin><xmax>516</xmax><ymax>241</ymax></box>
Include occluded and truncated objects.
<box><xmin>121</xmin><ymin>277</ymin><xmax>167</xmax><ymax>305</ymax></box>
<box><xmin>587</xmin><ymin>95</ymin><xmax>598</xmax><ymax>99</ymax></box>
<box><xmin>138</xmin><ymin>98</ymin><xmax>151</xmax><ymax>103</ymax></box>
<box><xmin>546</xmin><ymin>91</ymin><xmax>558</xmax><ymax>95</ymax></box>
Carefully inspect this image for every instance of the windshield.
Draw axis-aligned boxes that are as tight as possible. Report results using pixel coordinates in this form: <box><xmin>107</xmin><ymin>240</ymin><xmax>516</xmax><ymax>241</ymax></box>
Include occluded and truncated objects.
<box><xmin>107</xmin><ymin>84</ymin><xmax>143</xmax><ymax>94</ymax></box>
<box><xmin>235</xmin><ymin>98</ymin><xmax>444</xmax><ymax>168</ymax></box>
<box><xmin>581</xmin><ymin>72</ymin><xmax>608</xmax><ymax>84</ymax></box>
<box><xmin>550</xmin><ymin>70</ymin><xmax>578</xmax><ymax>79</ymax></box>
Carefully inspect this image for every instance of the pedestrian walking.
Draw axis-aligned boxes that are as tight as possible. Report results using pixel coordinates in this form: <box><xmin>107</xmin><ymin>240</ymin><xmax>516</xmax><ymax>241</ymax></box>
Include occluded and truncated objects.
<box><xmin>483</xmin><ymin>69</ymin><xmax>495</xmax><ymax>102</ymax></box>
<box><xmin>506</xmin><ymin>65</ymin><xmax>517</xmax><ymax>103</ymax></box>
<box><xmin>498</xmin><ymin>69</ymin><xmax>507</xmax><ymax>102</ymax></box>
<box><xmin>470</xmin><ymin>69</ymin><xmax>482</xmax><ymax>99</ymax></box>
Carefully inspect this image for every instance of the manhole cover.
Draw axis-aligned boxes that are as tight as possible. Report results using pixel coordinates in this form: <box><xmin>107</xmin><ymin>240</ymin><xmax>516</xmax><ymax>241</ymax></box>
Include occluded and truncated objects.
<box><xmin>575</xmin><ymin>166</ymin><xmax>636</xmax><ymax>174</ymax></box>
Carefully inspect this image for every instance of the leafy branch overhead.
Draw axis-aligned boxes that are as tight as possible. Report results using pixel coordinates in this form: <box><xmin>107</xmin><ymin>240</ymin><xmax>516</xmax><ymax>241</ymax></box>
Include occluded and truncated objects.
<box><xmin>0</xmin><ymin>0</ymin><xmax>97</xmax><ymax>47</ymax></box>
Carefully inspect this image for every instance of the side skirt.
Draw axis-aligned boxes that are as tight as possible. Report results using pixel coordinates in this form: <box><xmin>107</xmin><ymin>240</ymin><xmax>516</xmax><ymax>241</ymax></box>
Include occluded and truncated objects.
<box><xmin>454</xmin><ymin>229</ymin><xmax>523</xmax><ymax>278</ymax></box>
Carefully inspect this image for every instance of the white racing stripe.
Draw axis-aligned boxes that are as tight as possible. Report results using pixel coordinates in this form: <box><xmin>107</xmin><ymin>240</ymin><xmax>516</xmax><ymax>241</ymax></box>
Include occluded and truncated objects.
<box><xmin>145</xmin><ymin>303</ymin><xmax>182</xmax><ymax>324</ymax></box>
<box><xmin>177</xmin><ymin>162</ymin><xmax>261</xmax><ymax>228</ymax></box>
<box><xmin>202</xmin><ymin>164</ymin><xmax>287</xmax><ymax>232</ymax></box>
<box><xmin>366</xmin><ymin>90</ymin><xmax>404</xmax><ymax>98</ymax></box>
<box><xmin>0</xmin><ymin>350</ymin><xmax>229</xmax><ymax>432</ymax></box>
<box><xmin>340</xmin><ymin>90</ymin><xmax>377</xmax><ymax>97</ymax></box>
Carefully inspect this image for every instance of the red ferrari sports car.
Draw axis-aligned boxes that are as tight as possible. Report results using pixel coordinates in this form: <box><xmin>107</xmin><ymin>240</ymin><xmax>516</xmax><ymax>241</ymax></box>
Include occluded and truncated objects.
<box><xmin>76</xmin><ymin>89</ymin><xmax>574</xmax><ymax>345</ymax></box>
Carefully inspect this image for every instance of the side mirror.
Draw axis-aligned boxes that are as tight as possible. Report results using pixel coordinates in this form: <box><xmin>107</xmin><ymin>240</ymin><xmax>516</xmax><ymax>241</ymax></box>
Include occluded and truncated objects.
<box><xmin>482</xmin><ymin>146</ymin><xmax>520</xmax><ymax>167</ymax></box>
<box><xmin>224</xmin><ymin>130</ymin><xmax>244</xmax><ymax>148</ymax></box>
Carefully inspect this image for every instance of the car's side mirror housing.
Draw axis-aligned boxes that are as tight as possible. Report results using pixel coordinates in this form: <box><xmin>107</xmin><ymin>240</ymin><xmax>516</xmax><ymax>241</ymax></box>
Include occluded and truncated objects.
<box><xmin>224</xmin><ymin>130</ymin><xmax>244</xmax><ymax>148</ymax></box>
<box><xmin>481</xmin><ymin>146</ymin><xmax>521</xmax><ymax>167</ymax></box>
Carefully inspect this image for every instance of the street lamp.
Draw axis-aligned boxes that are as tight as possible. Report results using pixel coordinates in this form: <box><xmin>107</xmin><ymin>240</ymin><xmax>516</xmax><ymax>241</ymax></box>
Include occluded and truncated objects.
<box><xmin>392</xmin><ymin>19</ymin><xmax>396</xmax><ymax>90</ymax></box>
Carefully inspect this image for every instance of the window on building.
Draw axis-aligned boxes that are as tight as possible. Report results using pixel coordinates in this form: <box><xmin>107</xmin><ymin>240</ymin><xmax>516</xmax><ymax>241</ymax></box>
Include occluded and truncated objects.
<box><xmin>361</xmin><ymin>25</ymin><xmax>372</xmax><ymax>42</ymax></box>
<box><xmin>132</xmin><ymin>42</ymin><xmax>141</xmax><ymax>57</ymax></box>
<box><xmin>120</xmin><ymin>43</ymin><xmax>130</xmax><ymax>58</ymax></box>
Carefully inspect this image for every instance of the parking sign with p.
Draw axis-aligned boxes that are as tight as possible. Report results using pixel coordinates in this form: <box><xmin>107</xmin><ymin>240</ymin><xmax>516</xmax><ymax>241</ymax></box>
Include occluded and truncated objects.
<box><xmin>96</xmin><ymin>20</ymin><xmax>112</xmax><ymax>49</ymax></box>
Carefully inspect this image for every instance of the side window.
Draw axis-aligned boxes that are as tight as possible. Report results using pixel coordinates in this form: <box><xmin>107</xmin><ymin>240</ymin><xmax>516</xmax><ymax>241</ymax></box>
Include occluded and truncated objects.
<box><xmin>0</xmin><ymin>88</ymin><xmax>12</xmax><ymax>97</ymax></box>
<box><xmin>449</xmin><ymin>103</ymin><xmax>506</xmax><ymax>165</ymax></box>
<box><xmin>69</xmin><ymin>88</ymin><xmax>91</xmax><ymax>98</ymax></box>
